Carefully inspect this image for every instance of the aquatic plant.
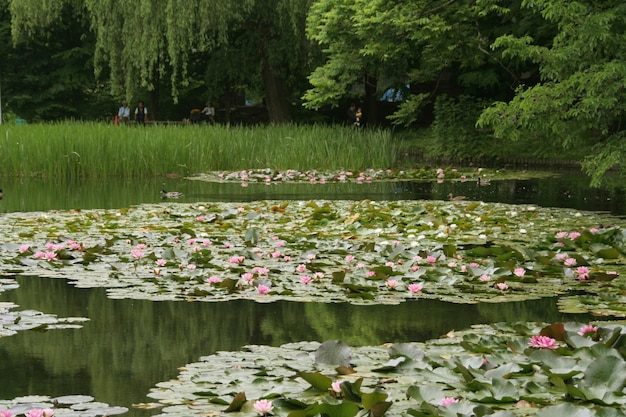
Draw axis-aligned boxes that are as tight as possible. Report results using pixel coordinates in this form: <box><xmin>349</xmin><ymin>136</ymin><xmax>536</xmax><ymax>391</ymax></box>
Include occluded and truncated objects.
<box><xmin>146</xmin><ymin>321</ymin><xmax>626</xmax><ymax>416</ymax></box>
<box><xmin>0</xmin><ymin>199</ymin><xmax>625</xmax><ymax>316</ymax></box>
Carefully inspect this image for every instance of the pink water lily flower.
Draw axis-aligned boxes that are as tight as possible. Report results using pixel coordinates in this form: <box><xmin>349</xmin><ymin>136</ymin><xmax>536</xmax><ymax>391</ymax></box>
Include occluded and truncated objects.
<box><xmin>296</xmin><ymin>264</ymin><xmax>307</xmax><ymax>273</ymax></box>
<box><xmin>0</xmin><ymin>409</ymin><xmax>13</xmax><ymax>417</ymax></box>
<box><xmin>242</xmin><ymin>273</ymin><xmax>255</xmax><ymax>284</ymax></box>
<box><xmin>331</xmin><ymin>381</ymin><xmax>343</xmax><ymax>393</ymax></box>
<box><xmin>207</xmin><ymin>276</ymin><xmax>220</xmax><ymax>284</ymax></box>
<box><xmin>569</xmin><ymin>232</ymin><xmax>581</xmax><ymax>240</ymax></box>
<box><xmin>253</xmin><ymin>267</ymin><xmax>270</xmax><ymax>276</ymax></box>
<box><xmin>513</xmin><ymin>268</ymin><xmax>525</xmax><ymax>278</ymax></box>
<box><xmin>300</xmin><ymin>276</ymin><xmax>312</xmax><ymax>285</ymax></box>
<box><xmin>156</xmin><ymin>259</ymin><xmax>166</xmax><ymax>267</ymax></box>
<box><xmin>479</xmin><ymin>274</ymin><xmax>491</xmax><ymax>282</ymax></box>
<box><xmin>495</xmin><ymin>282</ymin><xmax>508</xmax><ymax>291</ymax></box>
<box><xmin>253</xmin><ymin>399</ymin><xmax>273</xmax><ymax>415</ymax></box>
<box><xmin>385</xmin><ymin>279</ymin><xmax>398</xmax><ymax>289</ymax></box>
<box><xmin>187</xmin><ymin>263</ymin><xmax>196</xmax><ymax>270</ymax></box>
<box><xmin>564</xmin><ymin>258</ymin><xmax>577</xmax><ymax>266</ymax></box>
<box><xmin>19</xmin><ymin>244</ymin><xmax>30</xmax><ymax>253</ymax></box>
<box><xmin>345</xmin><ymin>255</ymin><xmax>355</xmax><ymax>263</ymax></box>
<box><xmin>257</xmin><ymin>285</ymin><xmax>270</xmax><ymax>294</ymax></box>
<box><xmin>578</xmin><ymin>325</ymin><xmax>598</xmax><ymax>337</ymax></box>
<box><xmin>408</xmin><ymin>283</ymin><xmax>423</xmax><ymax>294</ymax></box>
<box><xmin>576</xmin><ymin>266</ymin><xmax>590</xmax><ymax>280</ymax></box>
<box><xmin>439</xmin><ymin>397</ymin><xmax>458</xmax><ymax>407</ymax></box>
<box><xmin>528</xmin><ymin>335</ymin><xmax>558</xmax><ymax>349</ymax></box>
<box><xmin>131</xmin><ymin>249</ymin><xmax>144</xmax><ymax>260</ymax></box>
<box><xmin>229</xmin><ymin>255</ymin><xmax>244</xmax><ymax>264</ymax></box>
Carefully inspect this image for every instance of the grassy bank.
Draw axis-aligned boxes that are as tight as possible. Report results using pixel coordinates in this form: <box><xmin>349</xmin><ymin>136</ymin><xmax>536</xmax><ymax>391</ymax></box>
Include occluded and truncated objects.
<box><xmin>0</xmin><ymin>123</ymin><xmax>396</xmax><ymax>178</ymax></box>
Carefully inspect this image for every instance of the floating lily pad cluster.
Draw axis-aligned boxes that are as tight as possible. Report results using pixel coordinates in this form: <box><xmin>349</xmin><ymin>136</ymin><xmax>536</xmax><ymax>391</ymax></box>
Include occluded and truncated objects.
<box><xmin>0</xmin><ymin>300</ymin><xmax>88</xmax><ymax>338</ymax></box>
<box><xmin>0</xmin><ymin>395</ymin><xmax>127</xmax><ymax>416</ymax></box>
<box><xmin>1</xmin><ymin>200</ymin><xmax>626</xmax><ymax>313</ymax></box>
<box><xmin>147</xmin><ymin>321</ymin><xmax>626</xmax><ymax>417</ymax></box>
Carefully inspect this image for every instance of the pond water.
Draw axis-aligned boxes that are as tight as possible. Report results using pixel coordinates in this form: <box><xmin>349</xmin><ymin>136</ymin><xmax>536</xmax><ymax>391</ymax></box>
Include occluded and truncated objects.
<box><xmin>0</xmin><ymin>170</ymin><xmax>624</xmax><ymax>416</ymax></box>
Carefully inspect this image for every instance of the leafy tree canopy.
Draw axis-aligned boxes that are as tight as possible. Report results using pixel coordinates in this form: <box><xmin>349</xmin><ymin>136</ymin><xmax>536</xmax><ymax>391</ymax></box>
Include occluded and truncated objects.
<box><xmin>477</xmin><ymin>0</ymin><xmax>626</xmax><ymax>186</ymax></box>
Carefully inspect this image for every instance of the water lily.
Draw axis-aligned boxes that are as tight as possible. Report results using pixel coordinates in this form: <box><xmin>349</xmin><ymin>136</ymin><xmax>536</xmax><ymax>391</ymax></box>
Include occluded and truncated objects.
<box><xmin>564</xmin><ymin>258</ymin><xmax>577</xmax><ymax>266</ymax></box>
<box><xmin>242</xmin><ymin>273</ymin><xmax>255</xmax><ymax>284</ymax></box>
<box><xmin>513</xmin><ymin>268</ymin><xmax>525</xmax><ymax>278</ymax></box>
<box><xmin>528</xmin><ymin>335</ymin><xmax>558</xmax><ymax>349</ymax></box>
<box><xmin>0</xmin><ymin>409</ymin><xmax>13</xmax><ymax>417</ymax></box>
<box><xmin>156</xmin><ymin>259</ymin><xmax>166</xmax><ymax>267</ymax></box>
<box><xmin>313</xmin><ymin>272</ymin><xmax>325</xmax><ymax>280</ymax></box>
<box><xmin>385</xmin><ymin>279</ymin><xmax>398</xmax><ymax>289</ymax></box>
<box><xmin>131</xmin><ymin>249</ymin><xmax>144</xmax><ymax>260</ymax></box>
<box><xmin>187</xmin><ymin>263</ymin><xmax>196</xmax><ymax>270</ymax></box>
<box><xmin>253</xmin><ymin>267</ymin><xmax>270</xmax><ymax>276</ymax></box>
<box><xmin>569</xmin><ymin>231</ymin><xmax>581</xmax><ymax>240</ymax></box>
<box><xmin>257</xmin><ymin>284</ymin><xmax>270</xmax><ymax>294</ymax></box>
<box><xmin>229</xmin><ymin>255</ymin><xmax>244</xmax><ymax>264</ymax></box>
<box><xmin>331</xmin><ymin>380</ymin><xmax>343</xmax><ymax>394</ymax></box>
<box><xmin>576</xmin><ymin>266</ymin><xmax>590</xmax><ymax>280</ymax></box>
<box><xmin>253</xmin><ymin>399</ymin><xmax>273</xmax><ymax>416</ymax></box>
<box><xmin>578</xmin><ymin>325</ymin><xmax>598</xmax><ymax>337</ymax></box>
<box><xmin>207</xmin><ymin>276</ymin><xmax>220</xmax><ymax>284</ymax></box>
<box><xmin>439</xmin><ymin>397</ymin><xmax>458</xmax><ymax>407</ymax></box>
<box><xmin>496</xmin><ymin>282</ymin><xmax>508</xmax><ymax>291</ymax></box>
<box><xmin>345</xmin><ymin>255</ymin><xmax>355</xmax><ymax>263</ymax></box>
<box><xmin>408</xmin><ymin>283</ymin><xmax>423</xmax><ymax>294</ymax></box>
<box><xmin>296</xmin><ymin>264</ymin><xmax>307</xmax><ymax>273</ymax></box>
<box><xmin>479</xmin><ymin>274</ymin><xmax>491</xmax><ymax>282</ymax></box>
<box><xmin>300</xmin><ymin>276</ymin><xmax>312</xmax><ymax>285</ymax></box>
<box><xmin>19</xmin><ymin>244</ymin><xmax>30</xmax><ymax>253</ymax></box>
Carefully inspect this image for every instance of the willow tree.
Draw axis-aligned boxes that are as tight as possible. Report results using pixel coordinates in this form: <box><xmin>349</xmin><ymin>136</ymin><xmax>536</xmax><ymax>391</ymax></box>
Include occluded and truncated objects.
<box><xmin>10</xmin><ymin>0</ymin><xmax>311</xmax><ymax>122</ymax></box>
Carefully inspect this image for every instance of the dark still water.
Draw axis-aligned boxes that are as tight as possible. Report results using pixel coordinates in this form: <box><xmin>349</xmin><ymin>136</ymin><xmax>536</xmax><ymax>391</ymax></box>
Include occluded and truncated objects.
<box><xmin>0</xmin><ymin>276</ymin><xmax>596</xmax><ymax>415</ymax></box>
<box><xmin>0</xmin><ymin>169</ymin><xmax>623</xmax><ymax>215</ymax></box>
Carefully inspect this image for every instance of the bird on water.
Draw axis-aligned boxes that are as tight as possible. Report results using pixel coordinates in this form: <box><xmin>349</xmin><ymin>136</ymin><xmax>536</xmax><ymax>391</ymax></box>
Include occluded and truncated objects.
<box><xmin>161</xmin><ymin>189</ymin><xmax>183</xmax><ymax>199</ymax></box>
<box><xmin>448</xmin><ymin>193</ymin><xmax>467</xmax><ymax>201</ymax></box>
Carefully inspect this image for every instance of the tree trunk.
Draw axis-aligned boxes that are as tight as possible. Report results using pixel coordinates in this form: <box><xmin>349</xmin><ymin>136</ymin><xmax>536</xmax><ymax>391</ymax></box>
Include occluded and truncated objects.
<box><xmin>364</xmin><ymin>74</ymin><xmax>379</xmax><ymax>126</ymax></box>
<box><xmin>149</xmin><ymin>89</ymin><xmax>159</xmax><ymax>121</ymax></box>
<box><xmin>262</xmin><ymin>56</ymin><xmax>292</xmax><ymax>124</ymax></box>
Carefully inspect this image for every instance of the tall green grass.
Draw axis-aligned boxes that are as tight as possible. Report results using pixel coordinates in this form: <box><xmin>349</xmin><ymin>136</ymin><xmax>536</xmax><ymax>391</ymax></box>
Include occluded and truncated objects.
<box><xmin>0</xmin><ymin>123</ymin><xmax>397</xmax><ymax>178</ymax></box>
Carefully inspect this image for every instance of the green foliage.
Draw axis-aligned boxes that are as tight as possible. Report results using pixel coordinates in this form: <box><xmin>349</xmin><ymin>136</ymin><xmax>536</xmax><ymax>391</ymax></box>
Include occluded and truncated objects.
<box><xmin>478</xmin><ymin>1</ymin><xmax>626</xmax><ymax>186</ymax></box>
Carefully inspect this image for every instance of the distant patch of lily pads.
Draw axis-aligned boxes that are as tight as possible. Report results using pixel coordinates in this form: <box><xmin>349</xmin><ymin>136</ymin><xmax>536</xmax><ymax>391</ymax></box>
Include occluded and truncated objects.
<box><xmin>0</xmin><ymin>395</ymin><xmax>127</xmax><ymax>416</ymax></box>
<box><xmin>147</xmin><ymin>320</ymin><xmax>626</xmax><ymax>417</ymax></box>
<box><xmin>188</xmin><ymin>167</ymin><xmax>557</xmax><ymax>185</ymax></box>
<box><xmin>0</xmin><ymin>299</ymin><xmax>88</xmax><ymax>338</ymax></box>
<box><xmin>0</xmin><ymin>199</ymin><xmax>625</xmax><ymax>315</ymax></box>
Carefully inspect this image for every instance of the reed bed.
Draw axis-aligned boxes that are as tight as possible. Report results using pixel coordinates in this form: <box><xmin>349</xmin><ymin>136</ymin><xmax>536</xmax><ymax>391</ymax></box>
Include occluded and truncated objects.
<box><xmin>0</xmin><ymin>123</ymin><xmax>397</xmax><ymax>178</ymax></box>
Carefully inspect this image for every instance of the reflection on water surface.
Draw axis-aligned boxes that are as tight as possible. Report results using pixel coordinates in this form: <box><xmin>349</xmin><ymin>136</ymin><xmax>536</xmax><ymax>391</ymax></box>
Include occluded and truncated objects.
<box><xmin>0</xmin><ymin>276</ymin><xmax>597</xmax><ymax>415</ymax></box>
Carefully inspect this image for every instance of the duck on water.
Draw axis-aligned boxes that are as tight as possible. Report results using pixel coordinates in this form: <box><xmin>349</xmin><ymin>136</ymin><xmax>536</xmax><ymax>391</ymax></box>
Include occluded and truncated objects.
<box><xmin>160</xmin><ymin>189</ymin><xmax>183</xmax><ymax>199</ymax></box>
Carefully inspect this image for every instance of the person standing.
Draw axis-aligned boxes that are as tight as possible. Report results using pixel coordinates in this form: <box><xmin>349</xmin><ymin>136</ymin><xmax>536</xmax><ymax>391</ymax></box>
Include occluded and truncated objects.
<box><xmin>201</xmin><ymin>103</ymin><xmax>215</xmax><ymax>124</ymax></box>
<box><xmin>135</xmin><ymin>101</ymin><xmax>148</xmax><ymax>124</ymax></box>
<box><xmin>117</xmin><ymin>100</ymin><xmax>130</xmax><ymax>123</ymax></box>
